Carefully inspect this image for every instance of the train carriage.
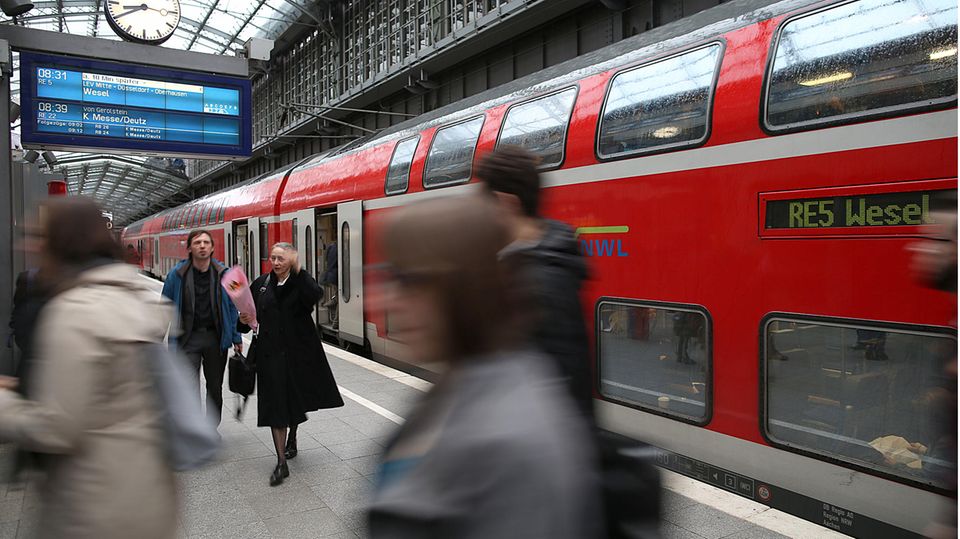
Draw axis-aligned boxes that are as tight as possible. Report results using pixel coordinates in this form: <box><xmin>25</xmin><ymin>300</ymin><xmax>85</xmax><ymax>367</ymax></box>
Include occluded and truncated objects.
<box><xmin>123</xmin><ymin>0</ymin><xmax>958</xmax><ymax>535</ymax></box>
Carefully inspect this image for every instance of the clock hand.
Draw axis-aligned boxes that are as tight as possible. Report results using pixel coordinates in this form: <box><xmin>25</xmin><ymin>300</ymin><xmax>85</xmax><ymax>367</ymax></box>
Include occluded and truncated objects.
<box><xmin>115</xmin><ymin>5</ymin><xmax>148</xmax><ymax>19</ymax></box>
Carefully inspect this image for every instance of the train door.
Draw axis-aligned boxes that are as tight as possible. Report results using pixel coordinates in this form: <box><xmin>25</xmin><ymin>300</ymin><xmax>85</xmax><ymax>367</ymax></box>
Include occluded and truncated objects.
<box><xmin>154</xmin><ymin>238</ymin><xmax>159</xmax><ymax>275</ymax></box>
<box><xmin>337</xmin><ymin>201</ymin><xmax>364</xmax><ymax>346</ymax></box>
<box><xmin>234</xmin><ymin>222</ymin><xmax>249</xmax><ymax>278</ymax></box>
<box><xmin>293</xmin><ymin>209</ymin><xmax>316</xmax><ymax>321</ymax></box>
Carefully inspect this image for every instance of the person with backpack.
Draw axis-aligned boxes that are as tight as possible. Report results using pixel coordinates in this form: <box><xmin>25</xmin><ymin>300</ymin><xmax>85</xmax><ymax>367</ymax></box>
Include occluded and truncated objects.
<box><xmin>0</xmin><ymin>197</ymin><xmax>178</xmax><ymax>539</ymax></box>
<box><xmin>476</xmin><ymin>146</ymin><xmax>593</xmax><ymax>418</ymax></box>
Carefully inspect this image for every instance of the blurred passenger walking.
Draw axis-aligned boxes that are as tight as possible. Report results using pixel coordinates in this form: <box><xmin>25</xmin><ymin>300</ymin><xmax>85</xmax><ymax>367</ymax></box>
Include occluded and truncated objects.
<box><xmin>476</xmin><ymin>146</ymin><xmax>593</xmax><ymax>418</ymax></box>
<box><xmin>161</xmin><ymin>229</ymin><xmax>243</xmax><ymax>425</ymax></box>
<box><xmin>908</xmin><ymin>192</ymin><xmax>957</xmax><ymax>539</ymax></box>
<box><xmin>239</xmin><ymin>243</ymin><xmax>343</xmax><ymax>486</ymax></box>
<box><xmin>0</xmin><ymin>197</ymin><xmax>178</xmax><ymax>539</ymax></box>
<box><xmin>368</xmin><ymin>196</ymin><xmax>603</xmax><ymax>538</ymax></box>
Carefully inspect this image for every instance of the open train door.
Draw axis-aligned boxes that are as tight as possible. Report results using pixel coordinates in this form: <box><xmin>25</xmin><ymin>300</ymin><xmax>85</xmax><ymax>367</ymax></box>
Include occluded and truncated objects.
<box><xmin>293</xmin><ymin>208</ymin><xmax>317</xmax><ymax>322</ymax></box>
<box><xmin>337</xmin><ymin>201</ymin><xmax>364</xmax><ymax>346</ymax></box>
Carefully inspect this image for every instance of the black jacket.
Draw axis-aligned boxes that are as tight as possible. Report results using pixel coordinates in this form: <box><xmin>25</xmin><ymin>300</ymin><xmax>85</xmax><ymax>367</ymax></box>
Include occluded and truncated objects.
<box><xmin>504</xmin><ymin>219</ymin><xmax>593</xmax><ymax>417</ymax></box>
<box><xmin>240</xmin><ymin>270</ymin><xmax>343</xmax><ymax>427</ymax></box>
<box><xmin>321</xmin><ymin>242</ymin><xmax>338</xmax><ymax>286</ymax></box>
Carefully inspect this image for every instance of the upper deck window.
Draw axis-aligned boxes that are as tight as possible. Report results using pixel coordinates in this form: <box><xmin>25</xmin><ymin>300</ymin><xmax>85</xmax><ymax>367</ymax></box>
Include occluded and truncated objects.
<box><xmin>598</xmin><ymin>43</ymin><xmax>722</xmax><ymax>159</ymax></box>
<box><xmin>498</xmin><ymin>87</ymin><xmax>577</xmax><ymax>169</ymax></box>
<box><xmin>385</xmin><ymin>136</ymin><xmax>419</xmax><ymax>195</ymax></box>
<box><xmin>423</xmin><ymin>116</ymin><xmax>484</xmax><ymax>189</ymax></box>
<box><xmin>764</xmin><ymin>0</ymin><xmax>957</xmax><ymax>132</ymax></box>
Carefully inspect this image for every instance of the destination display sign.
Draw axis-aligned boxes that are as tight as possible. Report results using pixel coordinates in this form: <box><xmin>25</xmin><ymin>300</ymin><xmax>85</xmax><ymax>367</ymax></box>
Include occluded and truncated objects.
<box><xmin>20</xmin><ymin>52</ymin><xmax>251</xmax><ymax>159</ymax></box>
<box><xmin>765</xmin><ymin>189</ymin><xmax>953</xmax><ymax>230</ymax></box>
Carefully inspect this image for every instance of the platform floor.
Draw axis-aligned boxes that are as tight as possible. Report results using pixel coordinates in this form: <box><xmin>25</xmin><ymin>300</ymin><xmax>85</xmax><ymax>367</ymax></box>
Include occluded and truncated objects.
<box><xmin>0</xmin><ymin>277</ymin><xmax>851</xmax><ymax>539</ymax></box>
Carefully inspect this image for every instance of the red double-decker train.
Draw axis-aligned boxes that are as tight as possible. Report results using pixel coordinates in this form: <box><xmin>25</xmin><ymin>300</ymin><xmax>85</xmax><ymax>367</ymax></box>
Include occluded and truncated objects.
<box><xmin>124</xmin><ymin>0</ymin><xmax>957</xmax><ymax>535</ymax></box>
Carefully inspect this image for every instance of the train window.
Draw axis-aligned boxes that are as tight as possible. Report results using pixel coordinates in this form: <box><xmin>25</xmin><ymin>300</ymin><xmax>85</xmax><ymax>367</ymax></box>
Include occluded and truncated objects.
<box><xmin>385</xmin><ymin>136</ymin><xmax>419</xmax><ymax>195</ymax></box>
<box><xmin>259</xmin><ymin>223</ymin><xmax>269</xmax><ymax>260</ymax></box>
<box><xmin>305</xmin><ymin>226</ymin><xmax>313</xmax><ymax>277</ymax></box>
<box><xmin>764</xmin><ymin>0</ymin><xmax>957</xmax><ymax>132</ymax></box>
<box><xmin>763</xmin><ymin>315</ymin><xmax>956</xmax><ymax>489</ymax></box>
<box><xmin>597</xmin><ymin>299</ymin><xmax>711</xmax><ymax>424</ymax></box>
<box><xmin>217</xmin><ymin>201</ymin><xmax>226</xmax><ymax>223</ymax></box>
<box><xmin>498</xmin><ymin>87</ymin><xmax>577</xmax><ymax>169</ymax></box>
<box><xmin>597</xmin><ymin>43</ymin><xmax>722</xmax><ymax>160</ymax></box>
<box><xmin>291</xmin><ymin>219</ymin><xmax>298</xmax><ymax>248</ymax></box>
<box><xmin>341</xmin><ymin>222</ymin><xmax>350</xmax><ymax>303</ymax></box>
<box><xmin>423</xmin><ymin>116</ymin><xmax>484</xmax><ymax>189</ymax></box>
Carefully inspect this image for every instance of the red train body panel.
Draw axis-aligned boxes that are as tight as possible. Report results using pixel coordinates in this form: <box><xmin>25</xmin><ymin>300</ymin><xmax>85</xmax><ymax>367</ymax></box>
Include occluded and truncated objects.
<box><xmin>123</xmin><ymin>0</ymin><xmax>958</xmax><ymax>535</ymax></box>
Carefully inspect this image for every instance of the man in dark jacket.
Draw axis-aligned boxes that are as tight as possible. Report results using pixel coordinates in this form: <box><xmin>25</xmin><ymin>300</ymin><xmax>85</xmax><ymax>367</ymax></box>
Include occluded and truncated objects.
<box><xmin>161</xmin><ymin>229</ymin><xmax>242</xmax><ymax>425</ymax></box>
<box><xmin>320</xmin><ymin>241</ymin><xmax>338</xmax><ymax>329</ymax></box>
<box><xmin>477</xmin><ymin>147</ymin><xmax>593</xmax><ymax>418</ymax></box>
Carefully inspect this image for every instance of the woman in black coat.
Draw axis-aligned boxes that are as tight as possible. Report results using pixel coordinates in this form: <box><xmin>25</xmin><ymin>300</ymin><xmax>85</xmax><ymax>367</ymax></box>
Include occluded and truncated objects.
<box><xmin>239</xmin><ymin>242</ymin><xmax>344</xmax><ymax>486</ymax></box>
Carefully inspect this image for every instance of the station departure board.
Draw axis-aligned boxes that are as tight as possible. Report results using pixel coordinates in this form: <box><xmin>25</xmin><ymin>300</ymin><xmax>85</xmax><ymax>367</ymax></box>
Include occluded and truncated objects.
<box><xmin>20</xmin><ymin>52</ymin><xmax>252</xmax><ymax>159</ymax></box>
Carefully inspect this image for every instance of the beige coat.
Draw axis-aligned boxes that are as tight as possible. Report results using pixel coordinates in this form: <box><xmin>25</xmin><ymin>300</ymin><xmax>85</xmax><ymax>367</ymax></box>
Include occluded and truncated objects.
<box><xmin>0</xmin><ymin>263</ymin><xmax>178</xmax><ymax>539</ymax></box>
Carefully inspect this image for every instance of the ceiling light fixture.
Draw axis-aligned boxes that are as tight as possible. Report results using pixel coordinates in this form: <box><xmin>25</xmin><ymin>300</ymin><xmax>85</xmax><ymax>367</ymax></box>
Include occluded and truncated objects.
<box><xmin>798</xmin><ymin>72</ymin><xmax>853</xmax><ymax>86</ymax></box>
<box><xmin>929</xmin><ymin>47</ymin><xmax>957</xmax><ymax>60</ymax></box>
<box><xmin>652</xmin><ymin>126</ymin><xmax>681</xmax><ymax>139</ymax></box>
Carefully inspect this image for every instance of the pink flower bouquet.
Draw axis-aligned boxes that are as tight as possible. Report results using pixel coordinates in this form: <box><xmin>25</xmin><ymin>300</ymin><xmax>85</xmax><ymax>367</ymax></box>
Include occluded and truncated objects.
<box><xmin>221</xmin><ymin>266</ymin><xmax>258</xmax><ymax>330</ymax></box>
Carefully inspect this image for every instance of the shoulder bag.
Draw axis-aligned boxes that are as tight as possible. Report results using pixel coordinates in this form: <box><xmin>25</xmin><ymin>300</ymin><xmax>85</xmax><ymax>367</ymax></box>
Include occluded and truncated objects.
<box><xmin>146</xmin><ymin>343</ymin><xmax>221</xmax><ymax>471</ymax></box>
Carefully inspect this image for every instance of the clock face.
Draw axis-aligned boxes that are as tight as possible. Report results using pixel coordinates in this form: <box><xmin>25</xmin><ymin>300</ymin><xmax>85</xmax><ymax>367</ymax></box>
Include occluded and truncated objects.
<box><xmin>105</xmin><ymin>0</ymin><xmax>181</xmax><ymax>45</ymax></box>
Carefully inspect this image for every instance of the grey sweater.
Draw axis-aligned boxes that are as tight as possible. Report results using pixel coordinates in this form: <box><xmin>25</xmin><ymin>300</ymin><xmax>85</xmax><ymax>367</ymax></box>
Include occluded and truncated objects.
<box><xmin>368</xmin><ymin>350</ymin><xmax>603</xmax><ymax>538</ymax></box>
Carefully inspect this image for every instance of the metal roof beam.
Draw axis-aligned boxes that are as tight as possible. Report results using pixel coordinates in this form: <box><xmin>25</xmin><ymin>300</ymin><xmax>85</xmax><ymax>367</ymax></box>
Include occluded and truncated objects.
<box><xmin>217</xmin><ymin>0</ymin><xmax>269</xmax><ymax>55</ymax></box>
<box><xmin>186</xmin><ymin>0</ymin><xmax>223</xmax><ymax>50</ymax></box>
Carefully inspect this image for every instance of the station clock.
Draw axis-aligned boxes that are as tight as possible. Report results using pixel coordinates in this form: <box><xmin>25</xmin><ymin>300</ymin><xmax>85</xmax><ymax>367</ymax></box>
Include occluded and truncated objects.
<box><xmin>105</xmin><ymin>0</ymin><xmax>181</xmax><ymax>45</ymax></box>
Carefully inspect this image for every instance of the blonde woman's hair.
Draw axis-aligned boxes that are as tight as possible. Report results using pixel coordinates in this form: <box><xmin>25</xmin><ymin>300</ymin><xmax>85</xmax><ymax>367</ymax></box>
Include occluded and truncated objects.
<box><xmin>272</xmin><ymin>242</ymin><xmax>297</xmax><ymax>253</ymax></box>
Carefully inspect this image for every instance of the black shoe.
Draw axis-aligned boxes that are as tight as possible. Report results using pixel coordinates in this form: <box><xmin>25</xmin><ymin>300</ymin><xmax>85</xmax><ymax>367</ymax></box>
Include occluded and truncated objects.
<box><xmin>269</xmin><ymin>462</ymin><xmax>289</xmax><ymax>486</ymax></box>
<box><xmin>284</xmin><ymin>438</ymin><xmax>298</xmax><ymax>460</ymax></box>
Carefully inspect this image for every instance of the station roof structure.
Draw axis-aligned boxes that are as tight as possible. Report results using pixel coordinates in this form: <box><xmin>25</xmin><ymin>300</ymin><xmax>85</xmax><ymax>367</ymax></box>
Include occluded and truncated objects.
<box><xmin>48</xmin><ymin>153</ymin><xmax>194</xmax><ymax>224</ymax></box>
<box><xmin>1</xmin><ymin>0</ymin><xmax>319</xmax><ymax>224</ymax></box>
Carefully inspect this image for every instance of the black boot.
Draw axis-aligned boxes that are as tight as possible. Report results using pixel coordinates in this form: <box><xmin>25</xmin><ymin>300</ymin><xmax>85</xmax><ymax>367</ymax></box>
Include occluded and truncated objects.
<box><xmin>284</xmin><ymin>435</ymin><xmax>298</xmax><ymax>460</ymax></box>
<box><xmin>270</xmin><ymin>462</ymin><xmax>289</xmax><ymax>486</ymax></box>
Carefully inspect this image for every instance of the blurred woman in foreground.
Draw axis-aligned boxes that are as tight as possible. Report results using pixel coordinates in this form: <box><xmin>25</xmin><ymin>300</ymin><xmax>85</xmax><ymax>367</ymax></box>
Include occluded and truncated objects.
<box><xmin>368</xmin><ymin>195</ymin><xmax>602</xmax><ymax>538</ymax></box>
<box><xmin>0</xmin><ymin>198</ymin><xmax>178</xmax><ymax>539</ymax></box>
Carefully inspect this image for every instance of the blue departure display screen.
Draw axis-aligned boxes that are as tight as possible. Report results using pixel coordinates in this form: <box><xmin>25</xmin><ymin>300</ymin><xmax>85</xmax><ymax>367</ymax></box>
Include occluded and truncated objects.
<box><xmin>20</xmin><ymin>52</ymin><xmax>252</xmax><ymax>158</ymax></box>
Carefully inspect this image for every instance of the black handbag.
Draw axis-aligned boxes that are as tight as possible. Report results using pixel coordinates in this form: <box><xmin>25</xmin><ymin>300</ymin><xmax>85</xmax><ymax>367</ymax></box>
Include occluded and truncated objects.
<box><xmin>228</xmin><ymin>349</ymin><xmax>256</xmax><ymax>420</ymax></box>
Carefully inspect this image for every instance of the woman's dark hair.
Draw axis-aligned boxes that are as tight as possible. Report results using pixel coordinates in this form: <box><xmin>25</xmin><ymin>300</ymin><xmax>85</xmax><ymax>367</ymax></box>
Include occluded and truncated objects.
<box><xmin>44</xmin><ymin>197</ymin><xmax>122</xmax><ymax>266</ymax></box>
<box><xmin>476</xmin><ymin>146</ymin><xmax>542</xmax><ymax>218</ymax></box>
<box><xmin>382</xmin><ymin>194</ymin><xmax>528</xmax><ymax>360</ymax></box>
<box><xmin>41</xmin><ymin>197</ymin><xmax>122</xmax><ymax>291</ymax></box>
